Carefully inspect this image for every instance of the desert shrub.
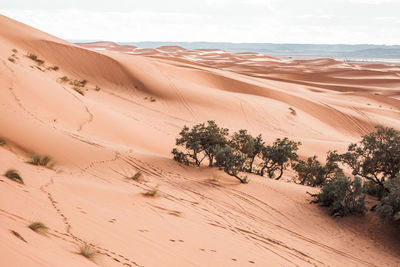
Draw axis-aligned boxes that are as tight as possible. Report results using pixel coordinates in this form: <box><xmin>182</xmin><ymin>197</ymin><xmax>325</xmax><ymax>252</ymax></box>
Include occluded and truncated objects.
<box><xmin>338</xmin><ymin>125</ymin><xmax>400</xmax><ymax>187</ymax></box>
<box><xmin>8</xmin><ymin>57</ymin><xmax>16</xmax><ymax>63</ymax></box>
<box><xmin>130</xmin><ymin>171</ymin><xmax>144</xmax><ymax>182</ymax></box>
<box><xmin>215</xmin><ymin>145</ymin><xmax>248</xmax><ymax>183</ymax></box>
<box><xmin>143</xmin><ymin>186</ymin><xmax>159</xmax><ymax>197</ymax></box>
<box><xmin>59</xmin><ymin>76</ymin><xmax>70</xmax><ymax>83</ymax></box>
<box><xmin>0</xmin><ymin>138</ymin><xmax>6</xmax><ymax>146</ymax></box>
<box><xmin>310</xmin><ymin>173</ymin><xmax>366</xmax><ymax>216</ymax></box>
<box><xmin>4</xmin><ymin>169</ymin><xmax>24</xmax><ymax>184</ymax></box>
<box><xmin>73</xmin><ymin>87</ymin><xmax>85</xmax><ymax>96</ymax></box>
<box><xmin>51</xmin><ymin>66</ymin><xmax>59</xmax><ymax>71</ymax></box>
<box><xmin>172</xmin><ymin>121</ymin><xmax>228</xmax><ymax>167</ymax></box>
<box><xmin>289</xmin><ymin>107</ymin><xmax>296</xmax><ymax>115</ymax></box>
<box><xmin>364</xmin><ymin>180</ymin><xmax>387</xmax><ymax>199</ymax></box>
<box><xmin>229</xmin><ymin>129</ymin><xmax>264</xmax><ymax>173</ymax></box>
<box><xmin>27</xmin><ymin>53</ymin><xmax>38</xmax><ymax>61</ymax></box>
<box><xmin>293</xmin><ymin>152</ymin><xmax>343</xmax><ymax>187</ymax></box>
<box><xmin>12</xmin><ymin>48</ymin><xmax>18</xmax><ymax>53</ymax></box>
<box><xmin>376</xmin><ymin>177</ymin><xmax>400</xmax><ymax>221</ymax></box>
<box><xmin>95</xmin><ymin>85</ymin><xmax>101</xmax><ymax>91</ymax></box>
<box><xmin>27</xmin><ymin>53</ymin><xmax>44</xmax><ymax>65</ymax></box>
<box><xmin>28</xmin><ymin>222</ymin><xmax>49</xmax><ymax>234</ymax></box>
<box><xmin>28</xmin><ymin>155</ymin><xmax>53</xmax><ymax>168</ymax></box>
<box><xmin>70</xmin><ymin>79</ymin><xmax>87</xmax><ymax>88</ymax></box>
<box><xmin>150</xmin><ymin>97</ymin><xmax>156</xmax><ymax>102</ymax></box>
<box><xmin>259</xmin><ymin>138</ymin><xmax>300</xmax><ymax>179</ymax></box>
<box><xmin>78</xmin><ymin>242</ymin><xmax>97</xmax><ymax>260</ymax></box>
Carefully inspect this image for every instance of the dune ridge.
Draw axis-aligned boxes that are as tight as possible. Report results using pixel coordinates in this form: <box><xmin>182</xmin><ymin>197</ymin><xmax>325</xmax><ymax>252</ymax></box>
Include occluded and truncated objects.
<box><xmin>1</xmin><ymin>14</ymin><xmax>400</xmax><ymax>266</ymax></box>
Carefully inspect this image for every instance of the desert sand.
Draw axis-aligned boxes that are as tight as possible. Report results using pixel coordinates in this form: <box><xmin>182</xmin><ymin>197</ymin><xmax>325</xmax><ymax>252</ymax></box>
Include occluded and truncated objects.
<box><xmin>1</xmin><ymin>14</ymin><xmax>400</xmax><ymax>266</ymax></box>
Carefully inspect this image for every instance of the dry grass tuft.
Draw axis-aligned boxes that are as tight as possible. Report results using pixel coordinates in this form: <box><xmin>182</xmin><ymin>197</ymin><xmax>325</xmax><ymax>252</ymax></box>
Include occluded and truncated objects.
<box><xmin>28</xmin><ymin>155</ymin><xmax>54</xmax><ymax>168</ymax></box>
<box><xmin>28</xmin><ymin>222</ymin><xmax>49</xmax><ymax>235</ymax></box>
<box><xmin>4</xmin><ymin>169</ymin><xmax>24</xmax><ymax>184</ymax></box>
<box><xmin>289</xmin><ymin>107</ymin><xmax>297</xmax><ymax>116</ymax></box>
<box><xmin>0</xmin><ymin>137</ymin><xmax>6</xmax><ymax>146</ymax></box>
<box><xmin>143</xmin><ymin>186</ymin><xmax>159</xmax><ymax>197</ymax></box>
<box><xmin>78</xmin><ymin>242</ymin><xmax>98</xmax><ymax>261</ymax></box>
<box><xmin>130</xmin><ymin>171</ymin><xmax>144</xmax><ymax>182</ymax></box>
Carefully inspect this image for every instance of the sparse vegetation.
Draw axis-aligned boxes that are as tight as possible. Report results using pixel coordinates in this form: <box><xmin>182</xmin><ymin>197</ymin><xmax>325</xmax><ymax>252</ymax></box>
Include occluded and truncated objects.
<box><xmin>335</xmin><ymin>125</ymin><xmax>400</xmax><ymax>188</ymax></box>
<box><xmin>70</xmin><ymin>79</ymin><xmax>88</xmax><ymax>88</ymax></box>
<box><xmin>172</xmin><ymin>121</ymin><xmax>301</xmax><ymax>183</ymax></box>
<box><xmin>289</xmin><ymin>107</ymin><xmax>297</xmax><ymax>115</ymax></box>
<box><xmin>0</xmin><ymin>137</ymin><xmax>6</xmax><ymax>146</ymax></box>
<box><xmin>293</xmin><ymin>152</ymin><xmax>343</xmax><ymax>187</ymax></box>
<box><xmin>259</xmin><ymin>138</ymin><xmax>300</xmax><ymax>180</ymax></box>
<box><xmin>73</xmin><ymin>86</ymin><xmax>85</xmax><ymax>96</ymax></box>
<box><xmin>28</xmin><ymin>155</ymin><xmax>53</xmax><ymax>168</ymax></box>
<box><xmin>143</xmin><ymin>186</ymin><xmax>159</xmax><ymax>197</ymax></box>
<box><xmin>51</xmin><ymin>66</ymin><xmax>59</xmax><ymax>71</ymax></box>
<box><xmin>28</xmin><ymin>222</ymin><xmax>49</xmax><ymax>235</ymax></box>
<box><xmin>78</xmin><ymin>242</ymin><xmax>98</xmax><ymax>261</ymax></box>
<box><xmin>59</xmin><ymin>76</ymin><xmax>70</xmax><ymax>83</ymax></box>
<box><xmin>27</xmin><ymin>53</ymin><xmax>45</xmax><ymax>65</ymax></box>
<box><xmin>12</xmin><ymin>48</ymin><xmax>18</xmax><ymax>53</ymax></box>
<box><xmin>95</xmin><ymin>85</ymin><xmax>101</xmax><ymax>91</ymax></box>
<box><xmin>4</xmin><ymin>169</ymin><xmax>24</xmax><ymax>184</ymax></box>
<box><xmin>8</xmin><ymin>57</ymin><xmax>16</xmax><ymax>63</ymax></box>
<box><xmin>376</xmin><ymin>177</ymin><xmax>400</xmax><ymax>221</ymax></box>
<box><xmin>10</xmin><ymin>230</ymin><xmax>27</xmax><ymax>242</ymax></box>
<box><xmin>150</xmin><ymin>97</ymin><xmax>156</xmax><ymax>102</ymax></box>
<box><xmin>130</xmin><ymin>171</ymin><xmax>144</xmax><ymax>182</ymax></box>
<box><xmin>309</xmin><ymin>173</ymin><xmax>367</xmax><ymax>217</ymax></box>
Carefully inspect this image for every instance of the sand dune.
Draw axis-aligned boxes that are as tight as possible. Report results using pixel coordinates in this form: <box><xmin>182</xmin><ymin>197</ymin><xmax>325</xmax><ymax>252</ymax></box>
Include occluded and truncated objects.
<box><xmin>1</xmin><ymin>14</ymin><xmax>400</xmax><ymax>266</ymax></box>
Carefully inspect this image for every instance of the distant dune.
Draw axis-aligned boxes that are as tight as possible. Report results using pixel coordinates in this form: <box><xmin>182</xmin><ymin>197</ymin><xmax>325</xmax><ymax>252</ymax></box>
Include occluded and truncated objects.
<box><xmin>1</xmin><ymin>14</ymin><xmax>400</xmax><ymax>267</ymax></box>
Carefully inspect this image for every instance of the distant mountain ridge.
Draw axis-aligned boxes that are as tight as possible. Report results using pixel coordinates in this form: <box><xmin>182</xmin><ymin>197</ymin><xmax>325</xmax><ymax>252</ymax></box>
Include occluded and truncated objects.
<box><xmin>73</xmin><ymin>41</ymin><xmax>400</xmax><ymax>59</ymax></box>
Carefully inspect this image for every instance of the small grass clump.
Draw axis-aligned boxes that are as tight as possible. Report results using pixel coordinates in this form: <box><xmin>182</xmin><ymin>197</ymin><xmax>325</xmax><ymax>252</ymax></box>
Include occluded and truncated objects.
<box><xmin>143</xmin><ymin>186</ymin><xmax>159</xmax><ymax>197</ymax></box>
<box><xmin>8</xmin><ymin>57</ymin><xmax>16</xmax><ymax>63</ymax></box>
<box><xmin>12</xmin><ymin>48</ymin><xmax>18</xmax><ymax>53</ymax></box>
<box><xmin>289</xmin><ymin>107</ymin><xmax>297</xmax><ymax>116</ymax></box>
<box><xmin>73</xmin><ymin>87</ymin><xmax>85</xmax><ymax>96</ymax></box>
<box><xmin>150</xmin><ymin>97</ymin><xmax>156</xmax><ymax>102</ymax></box>
<box><xmin>70</xmin><ymin>79</ymin><xmax>88</xmax><ymax>88</ymax></box>
<box><xmin>0</xmin><ymin>138</ymin><xmax>6</xmax><ymax>146</ymax></box>
<box><xmin>51</xmin><ymin>66</ymin><xmax>59</xmax><ymax>71</ymax></box>
<box><xmin>95</xmin><ymin>85</ymin><xmax>101</xmax><ymax>91</ymax></box>
<box><xmin>4</xmin><ymin>169</ymin><xmax>24</xmax><ymax>184</ymax></box>
<box><xmin>27</xmin><ymin>53</ymin><xmax>45</xmax><ymax>65</ymax></box>
<box><xmin>130</xmin><ymin>171</ymin><xmax>144</xmax><ymax>182</ymax></box>
<box><xmin>59</xmin><ymin>76</ymin><xmax>70</xmax><ymax>83</ymax></box>
<box><xmin>78</xmin><ymin>242</ymin><xmax>98</xmax><ymax>261</ymax></box>
<box><xmin>28</xmin><ymin>222</ymin><xmax>49</xmax><ymax>235</ymax></box>
<box><xmin>28</xmin><ymin>155</ymin><xmax>53</xmax><ymax>168</ymax></box>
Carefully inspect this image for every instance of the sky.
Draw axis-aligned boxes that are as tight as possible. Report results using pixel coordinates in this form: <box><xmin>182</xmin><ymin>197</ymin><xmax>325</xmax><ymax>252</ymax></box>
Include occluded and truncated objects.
<box><xmin>1</xmin><ymin>0</ymin><xmax>400</xmax><ymax>44</ymax></box>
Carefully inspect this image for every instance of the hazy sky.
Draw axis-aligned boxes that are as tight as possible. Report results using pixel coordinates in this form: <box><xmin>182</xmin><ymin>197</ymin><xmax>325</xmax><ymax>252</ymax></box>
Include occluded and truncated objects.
<box><xmin>1</xmin><ymin>0</ymin><xmax>400</xmax><ymax>44</ymax></box>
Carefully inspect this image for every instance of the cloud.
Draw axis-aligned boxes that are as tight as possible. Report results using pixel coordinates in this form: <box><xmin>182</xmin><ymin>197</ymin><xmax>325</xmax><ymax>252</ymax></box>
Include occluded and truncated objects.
<box><xmin>1</xmin><ymin>0</ymin><xmax>399</xmax><ymax>44</ymax></box>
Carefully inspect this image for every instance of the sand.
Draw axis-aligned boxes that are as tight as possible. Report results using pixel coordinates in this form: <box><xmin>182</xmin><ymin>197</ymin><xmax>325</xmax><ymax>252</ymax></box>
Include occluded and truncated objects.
<box><xmin>0</xmin><ymin>14</ymin><xmax>400</xmax><ymax>266</ymax></box>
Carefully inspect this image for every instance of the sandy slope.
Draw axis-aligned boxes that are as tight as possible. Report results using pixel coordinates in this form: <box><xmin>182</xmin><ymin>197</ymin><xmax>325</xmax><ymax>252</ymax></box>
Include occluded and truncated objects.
<box><xmin>1</xmin><ymin>14</ymin><xmax>400</xmax><ymax>266</ymax></box>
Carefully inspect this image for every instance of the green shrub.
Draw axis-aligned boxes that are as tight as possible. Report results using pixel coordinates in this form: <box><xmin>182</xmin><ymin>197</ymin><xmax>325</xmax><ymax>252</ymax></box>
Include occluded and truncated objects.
<box><xmin>172</xmin><ymin>121</ymin><xmax>228</xmax><ymax>167</ymax></box>
<box><xmin>215</xmin><ymin>145</ymin><xmax>248</xmax><ymax>183</ymax></box>
<box><xmin>338</xmin><ymin>125</ymin><xmax>400</xmax><ymax>187</ymax></box>
<box><xmin>229</xmin><ymin>129</ymin><xmax>264</xmax><ymax>173</ymax></box>
<box><xmin>293</xmin><ymin>152</ymin><xmax>343</xmax><ymax>187</ymax></box>
<box><xmin>376</xmin><ymin>177</ymin><xmax>400</xmax><ymax>221</ymax></box>
<box><xmin>4</xmin><ymin>169</ymin><xmax>24</xmax><ymax>184</ymax></box>
<box><xmin>310</xmin><ymin>173</ymin><xmax>366</xmax><ymax>217</ymax></box>
<box><xmin>259</xmin><ymin>138</ymin><xmax>300</xmax><ymax>180</ymax></box>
